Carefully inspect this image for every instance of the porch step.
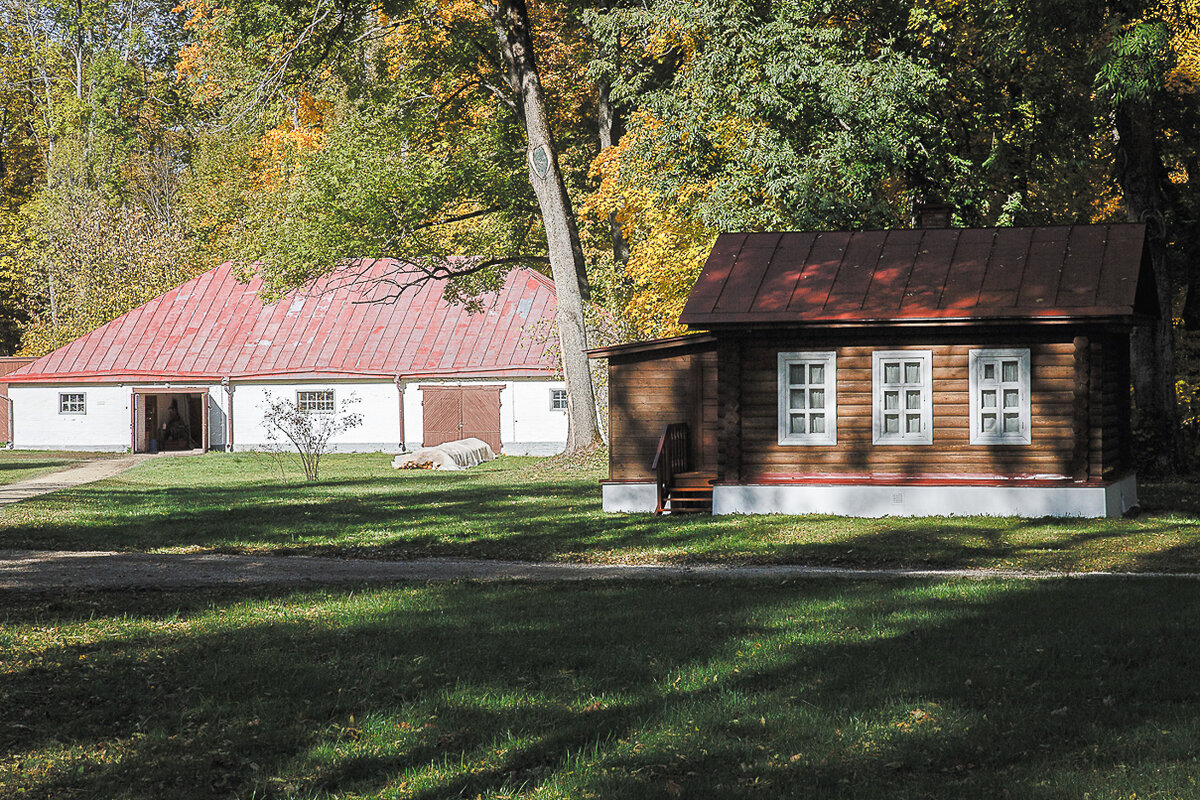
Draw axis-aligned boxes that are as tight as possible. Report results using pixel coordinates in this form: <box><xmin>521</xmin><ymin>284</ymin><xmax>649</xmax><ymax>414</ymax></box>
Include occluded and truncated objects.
<box><xmin>662</xmin><ymin>471</ymin><xmax>715</xmax><ymax>514</ymax></box>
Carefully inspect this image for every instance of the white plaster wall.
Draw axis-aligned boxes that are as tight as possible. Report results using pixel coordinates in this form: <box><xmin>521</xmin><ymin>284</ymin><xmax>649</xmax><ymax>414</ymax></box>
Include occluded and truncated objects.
<box><xmin>232</xmin><ymin>381</ymin><xmax>402</xmax><ymax>452</ymax></box>
<box><xmin>9</xmin><ymin>377</ymin><xmax>569</xmax><ymax>454</ymax></box>
<box><xmin>11</xmin><ymin>384</ymin><xmax>133</xmax><ymax>451</ymax></box>
<box><xmin>602</xmin><ymin>483</ymin><xmax>657</xmax><ymax>513</ymax></box>
<box><xmin>207</xmin><ymin>385</ymin><xmax>228</xmax><ymax>449</ymax></box>
<box><xmin>401</xmin><ymin>378</ymin><xmax>567</xmax><ymax>455</ymax></box>
<box><xmin>712</xmin><ymin>480</ymin><xmax>1138</xmax><ymax>519</ymax></box>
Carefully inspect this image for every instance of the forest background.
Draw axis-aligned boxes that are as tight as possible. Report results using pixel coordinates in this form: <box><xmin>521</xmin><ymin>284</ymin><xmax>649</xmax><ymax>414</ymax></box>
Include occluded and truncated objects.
<box><xmin>0</xmin><ymin>0</ymin><xmax>1197</xmax><ymax>466</ymax></box>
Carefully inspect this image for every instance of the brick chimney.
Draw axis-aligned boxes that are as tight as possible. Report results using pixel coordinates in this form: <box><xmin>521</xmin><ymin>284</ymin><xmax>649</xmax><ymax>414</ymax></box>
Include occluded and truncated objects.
<box><xmin>911</xmin><ymin>200</ymin><xmax>953</xmax><ymax>228</ymax></box>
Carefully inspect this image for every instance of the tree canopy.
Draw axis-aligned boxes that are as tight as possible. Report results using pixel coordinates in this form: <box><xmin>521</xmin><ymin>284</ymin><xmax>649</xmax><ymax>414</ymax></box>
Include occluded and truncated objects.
<box><xmin>1</xmin><ymin>0</ymin><xmax>1197</xmax><ymax>461</ymax></box>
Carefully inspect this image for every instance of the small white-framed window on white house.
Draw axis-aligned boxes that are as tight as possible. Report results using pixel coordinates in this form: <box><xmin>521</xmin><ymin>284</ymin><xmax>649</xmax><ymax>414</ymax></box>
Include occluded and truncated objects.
<box><xmin>58</xmin><ymin>392</ymin><xmax>86</xmax><ymax>415</ymax></box>
<box><xmin>872</xmin><ymin>350</ymin><xmax>933</xmax><ymax>445</ymax></box>
<box><xmin>778</xmin><ymin>351</ymin><xmax>837</xmax><ymax>445</ymax></box>
<box><xmin>550</xmin><ymin>388</ymin><xmax>568</xmax><ymax>411</ymax></box>
<box><xmin>296</xmin><ymin>390</ymin><xmax>335</xmax><ymax>413</ymax></box>
<box><xmin>969</xmin><ymin>348</ymin><xmax>1031</xmax><ymax>445</ymax></box>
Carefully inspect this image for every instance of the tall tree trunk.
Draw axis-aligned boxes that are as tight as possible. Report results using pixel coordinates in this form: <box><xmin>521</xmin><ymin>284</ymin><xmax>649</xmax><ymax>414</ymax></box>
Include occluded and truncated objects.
<box><xmin>1173</xmin><ymin>152</ymin><xmax>1200</xmax><ymax>330</ymax></box>
<box><xmin>597</xmin><ymin>76</ymin><xmax>629</xmax><ymax>271</ymax></box>
<box><xmin>1114</xmin><ymin>101</ymin><xmax>1180</xmax><ymax>471</ymax></box>
<box><xmin>489</xmin><ymin>0</ymin><xmax>602</xmax><ymax>451</ymax></box>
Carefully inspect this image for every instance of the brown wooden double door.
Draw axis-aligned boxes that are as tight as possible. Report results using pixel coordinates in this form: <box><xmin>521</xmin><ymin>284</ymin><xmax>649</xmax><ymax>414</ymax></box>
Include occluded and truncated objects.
<box><xmin>421</xmin><ymin>385</ymin><xmax>504</xmax><ymax>453</ymax></box>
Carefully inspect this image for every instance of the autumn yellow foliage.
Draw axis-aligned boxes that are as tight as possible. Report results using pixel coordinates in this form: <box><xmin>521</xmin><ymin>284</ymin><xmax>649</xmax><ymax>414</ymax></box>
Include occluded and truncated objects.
<box><xmin>584</xmin><ymin>116</ymin><xmax>717</xmax><ymax>339</ymax></box>
<box><xmin>1161</xmin><ymin>0</ymin><xmax>1200</xmax><ymax>93</ymax></box>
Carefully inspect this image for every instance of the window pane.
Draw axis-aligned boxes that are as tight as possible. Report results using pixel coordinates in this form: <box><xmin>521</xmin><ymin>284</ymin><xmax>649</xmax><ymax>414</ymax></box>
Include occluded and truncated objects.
<box><xmin>884</xmin><ymin>414</ymin><xmax>899</xmax><ymax>433</ymax></box>
<box><xmin>1003</xmin><ymin>389</ymin><xmax>1019</xmax><ymax>409</ymax></box>
<box><xmin>809</xmin><ymin>389</ymin><xmax>824</xmax><ymax>409</ymax></box>
<box><xmin>809</xmin><ymin>414</ymin><xmax>824</xmax><ymax>434</ymax></box>
<box><xmin>983</xmin><ymin>363</ymin><xmax>996</xmax><ymax>380</ymax></box>
<box><xmin>789</xmin><ymin>364</ymin><xmax>805</xmax><ymax>385</ymax></box>
<box><xmin>884</xmin><ymin>362</ymin><xmax>900</xmax><ymax>383</ymax></box>
<box><xmin>790</xmin><ymin>389</ymin><xmax>805</xmax><ymax>410</ymax></box>
<box><xmin>790</xmin><ymin>414</ymin><xmax>806</xmax><ymax>434</ymax></box>
<box><xmin>906</xmin><ymin>414</ymin><xmax>921</xmax><ymax>433</ymax></box>
<box><xmin>298</xmin><ymin>391</ymin><xmax>334</xmax><ymax>412</ymax></box>
<box><xmin>884</xmin><ymin>391</ymin><xmax>899</xmax><ymax>410</ymax></box>
<box><xmin>904</xmin><ymin>362</ymin><xmax>921</xmax><ymax>383</ymax></box>
<box><xmin>1002</xmin><ymin>360</ymin><xmax>1018</xmax><ymax>382</ymax></box>
<box><xmin>906</xmin><ymin>390</ymin><xmax>921</xmax><ymax>410</ymax></box>
<box><xmin>60</xmin><ymin>393</ymin><xmax>85</xmax><ymax>413</ymax></box>
<box><xmin>809</xmin><ymin>363</ymin><xmax>824</xmax><ymax>384</ymax></box>
<box><xmin>981</xmin><ymin>390</ymin><xmax>997</xmax><ymax>408</ymax></box>
<box><xmin>982</xmin><ymin>413</ymin><xmax>997</xmax><ymax>432</ymax></box>
<box><xmin>1003</xmin><ymin>413</ymin><xmax>1020</xmax><ymax>433</ymax></box>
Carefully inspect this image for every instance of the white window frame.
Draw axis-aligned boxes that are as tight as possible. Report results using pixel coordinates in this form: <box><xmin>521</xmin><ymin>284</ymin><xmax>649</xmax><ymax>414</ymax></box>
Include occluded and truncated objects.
<box><xmin>59</xmin><ymin>392</ymin><xmax>86</xmax><ymax>415</ymax></box>
<box><xmin>549</xmin><ymin>388</ymin><xmax>568</xmax><ymax>411</ymax></box>
<box><xmin>872</xmin><ymin>350</ymin><xmax>933</xmax><ymax>445</ymax></box>
<box><xmin>969</xmin><ymin>348</ymin><xmax>1031</xmax><ymax>445</ymax></box>
<box><xmin>296</xmin><ymin>389</ymin><xmax>335</xmax><ymax>414</ymax></box>
<box><xmin>777</xmin><ymin>351</ymin><xmax>837</xmax><ymax>446</ymax></box>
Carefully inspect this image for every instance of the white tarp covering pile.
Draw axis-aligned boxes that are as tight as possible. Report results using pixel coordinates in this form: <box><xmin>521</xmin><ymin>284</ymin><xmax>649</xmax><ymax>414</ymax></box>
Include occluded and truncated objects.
<box><xmin>391</xmin><ymin>437</ymin><xmax>496</xmax><ymax>471</ymax></box>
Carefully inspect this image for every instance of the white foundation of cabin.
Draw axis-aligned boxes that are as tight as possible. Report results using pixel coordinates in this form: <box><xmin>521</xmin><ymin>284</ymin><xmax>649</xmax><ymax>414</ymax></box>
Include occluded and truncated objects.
<box><xmin>601</xmin><ymin>483</ymin><xmax>660</xmax><ymax>513</ymax></box>
<box><xmin>605</xmin><ymin>475</ymin><xmax>1138</xmax><ymax>518</ymax></box>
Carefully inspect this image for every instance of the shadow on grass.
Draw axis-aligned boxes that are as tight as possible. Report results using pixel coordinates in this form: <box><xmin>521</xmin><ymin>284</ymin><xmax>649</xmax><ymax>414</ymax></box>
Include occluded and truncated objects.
<box><xmin>3</xmin><ymin>579</ymin><xmax>1200</xmax><ymax>798</ymax></box>
<box><xmin>0</xmin><ymin>460</ymin><xmax>76</xmax><ymax>471</ymax></box>
<box><xmin>2</xmin><ymin>463</ymin><xmax>1200</xmax><ymax>571</ymax></box>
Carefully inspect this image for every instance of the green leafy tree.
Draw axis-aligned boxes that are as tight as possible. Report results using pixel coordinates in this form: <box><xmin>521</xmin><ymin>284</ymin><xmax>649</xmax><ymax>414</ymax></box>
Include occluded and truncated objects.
<box><xmin>1</xmin><ymin>0</ymin><xmax>197</xmax><ymax>355</ymax></box>
<box><xmin>178</xmin><ymin>0</ymin><xmax>605</xmax><ymax>452</ymax></box>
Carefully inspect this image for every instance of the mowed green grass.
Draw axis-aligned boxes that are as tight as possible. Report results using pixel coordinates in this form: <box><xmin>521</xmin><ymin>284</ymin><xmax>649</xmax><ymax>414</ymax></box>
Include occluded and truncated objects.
<box><xmin>3</xmin><ymin>579</ymin><xmax>1200</xmax><ymax>799</ymax></box>
<box><xmin>0</xmin><ymin>450</ymin><xmax>104</xmax><ymax>486</ymax></box>
<box><xmin>1</xmin><ymin>452</ymin><xmax>1199</xmax><ymax>573</ymax></box>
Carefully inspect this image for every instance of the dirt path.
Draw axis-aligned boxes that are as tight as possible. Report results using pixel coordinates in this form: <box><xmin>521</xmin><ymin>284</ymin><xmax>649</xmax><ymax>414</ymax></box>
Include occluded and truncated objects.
<box><xmin>0</xmin><ymin>454</ymin><xmax>151</xmax><ymax>507</ymax></box>
<box><xmin>2</xmin><ymin>550</ymin><xmax>1199</xmax><ymax>591</ymax></box>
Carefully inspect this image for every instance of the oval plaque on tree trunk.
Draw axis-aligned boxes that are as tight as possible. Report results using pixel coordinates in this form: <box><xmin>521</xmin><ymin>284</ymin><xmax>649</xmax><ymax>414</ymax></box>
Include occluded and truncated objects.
<box><xmin>531</xmin><ymin>145</ymin><xmax>549</xmax><ymax>177</ymax></box>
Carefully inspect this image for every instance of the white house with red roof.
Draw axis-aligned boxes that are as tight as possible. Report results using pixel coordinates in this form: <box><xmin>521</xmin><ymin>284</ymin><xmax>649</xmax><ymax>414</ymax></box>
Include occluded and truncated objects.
<box><xmin>5</xmin><ymin>261</ymin><xmax>570</xmax><ymax>454</ymax></box>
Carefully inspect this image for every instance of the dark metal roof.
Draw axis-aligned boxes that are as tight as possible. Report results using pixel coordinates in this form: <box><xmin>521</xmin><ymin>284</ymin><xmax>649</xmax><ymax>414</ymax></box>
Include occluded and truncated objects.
<box><xmin>8</xmin><ymin>260</ymin><xmax>561</xmax><ymax>384</ymax></box>
<box><xmin>679</xmin><ymin>224</ymin><xmax>1154</xmax><ymax>327</ymax></box>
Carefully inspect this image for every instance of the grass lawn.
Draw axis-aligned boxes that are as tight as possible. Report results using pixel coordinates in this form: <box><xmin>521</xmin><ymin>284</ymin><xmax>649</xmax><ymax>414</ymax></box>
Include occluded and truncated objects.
<box><xmin>0</xmin><ymin>450</ymin><xmax>106</xmax><ymax>486</ymax></box>
<box><xmin>1</xmin><ymin>451</ymin><xmax>1199</xmax><ymax>573</ymax></box>
<box><xmin>3</xmin><ymin>579</ymin><xmax>1200</xmax><ymax>799</ymax></box>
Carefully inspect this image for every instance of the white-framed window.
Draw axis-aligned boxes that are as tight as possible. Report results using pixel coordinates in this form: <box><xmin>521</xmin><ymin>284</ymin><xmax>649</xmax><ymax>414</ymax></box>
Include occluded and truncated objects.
<box><xmin>872</xmin><ymin>350</ymin><xmax>932</xmax><ymax>445</ymax></box>
<box><xmin>59</xmin><ymin>392</ymin><xmax>86</xmax><ymax>415</ymax></box>
<box><xmin>550</xmin><ymin>388</ymin><xmax>568</xmax><ymax>411</ymax></box>
<box><xmin>296</xmin><ymin>390</ymin><xmax>335</xmax><ymax>413</ymax></box>
<box><xmin>969</xmin><ymin>348</ymin><xmax>1031</xmax><ymax>445</ymax></box>
<box><xmin>778</xmin><ymin>351</ymin><xmax>837</xmax><ymax>445</ymax></box>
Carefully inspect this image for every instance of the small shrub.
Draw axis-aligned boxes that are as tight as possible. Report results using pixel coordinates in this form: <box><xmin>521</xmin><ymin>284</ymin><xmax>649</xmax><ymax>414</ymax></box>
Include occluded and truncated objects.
<box><xmin>260</xmin><ymin>391</ymin><xmax>363</xmax><ymax>481</ymax></box>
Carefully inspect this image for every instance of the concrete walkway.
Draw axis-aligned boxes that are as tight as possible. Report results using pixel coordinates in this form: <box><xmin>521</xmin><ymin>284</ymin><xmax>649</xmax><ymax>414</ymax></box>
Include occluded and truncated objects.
<box><xmin>0</xmin><ymin>454</ymin><xmax>152</xmax><ymax>507</ymax></box>
<box><xmin>2</xmin><ymin>550</ymin><xmax>1199</xmax><ymax>591</ymax></box>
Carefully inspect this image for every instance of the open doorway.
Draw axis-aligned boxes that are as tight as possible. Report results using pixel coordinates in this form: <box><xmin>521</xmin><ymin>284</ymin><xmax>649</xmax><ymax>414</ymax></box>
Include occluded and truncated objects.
<box><xmin>133</xmin><ymin>390</ymin><xmax>209</xmax><ymax>453</ymax></box>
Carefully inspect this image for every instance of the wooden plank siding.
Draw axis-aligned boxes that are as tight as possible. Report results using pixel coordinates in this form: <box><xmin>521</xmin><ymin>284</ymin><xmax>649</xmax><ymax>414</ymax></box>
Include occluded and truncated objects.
<box><xmin>605</xmin><ymin>330</ymin><xmax>1134</xmax><ymax>486</ymax></box>
<box><xmin>720</xmin><ymin>334</ymin><xmax>1132</xmax><ymax>483</ymax></box>
<box><xmin>607</xmin><ymin>348</ymin><xmax>718</xmax><ymax>481</ymax></box>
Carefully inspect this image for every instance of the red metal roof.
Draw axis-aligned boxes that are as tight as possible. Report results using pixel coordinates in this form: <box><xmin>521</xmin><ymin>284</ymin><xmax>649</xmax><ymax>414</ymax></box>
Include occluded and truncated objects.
<box><xmin>679</xmin><ymin>224</ymin><xmax>1155</xmax><ymax>327</ymax></box>
<box><xmin>8</xmin><ymin>261</ymin><xmax>562</xmax><ymax>383</ymax></box>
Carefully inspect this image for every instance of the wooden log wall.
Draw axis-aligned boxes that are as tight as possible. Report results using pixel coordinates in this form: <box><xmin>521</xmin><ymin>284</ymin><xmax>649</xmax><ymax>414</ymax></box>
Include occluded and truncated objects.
<box><xmin>607</xmin><ymin>348</ymin><xmax>718</xmax><ymax>481</ymax></box>
<box><xmin>1088</xmin><ymin>332</ymin><xmax>1133</xmax><ymax>480</ymax></box>
<box><xmin>730</xmin><ymin>335</ymin><xmax>1103</xmax><ymax>481</ymax></box>
<box><xmin>605</xmin><ymin>329</ymin><xmax>1135</xmax><ymax>485</ymax></box>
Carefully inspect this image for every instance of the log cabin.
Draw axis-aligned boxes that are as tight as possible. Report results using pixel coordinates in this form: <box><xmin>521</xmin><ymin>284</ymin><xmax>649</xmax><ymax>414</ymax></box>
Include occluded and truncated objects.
<box><xmin>590</xmin><ymin>224</ymin><xmax>1157</xmax><ymax>517</ymax></box>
